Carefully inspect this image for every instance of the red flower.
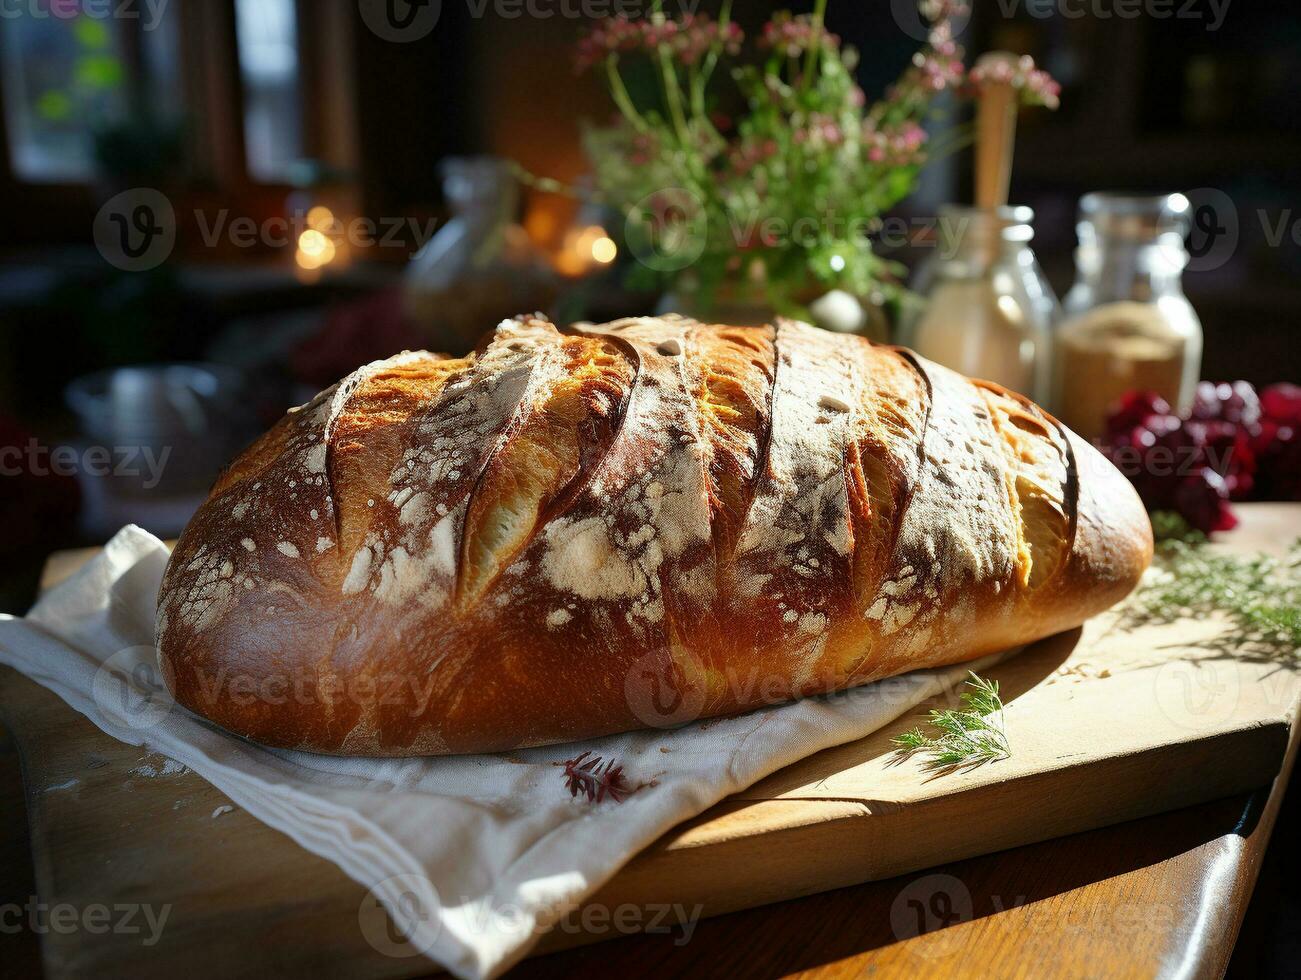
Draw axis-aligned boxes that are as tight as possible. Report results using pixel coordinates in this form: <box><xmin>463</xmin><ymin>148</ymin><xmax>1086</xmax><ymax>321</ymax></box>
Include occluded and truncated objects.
<box><xmin>561</xmin><ymin>751</ymin><xmax>633</xmax><ymax>803</ymax></box>
<box><xmin>1261</xmin><ymin>382</ymin><xmax>1301</xmax><ymax>426</ymax></box>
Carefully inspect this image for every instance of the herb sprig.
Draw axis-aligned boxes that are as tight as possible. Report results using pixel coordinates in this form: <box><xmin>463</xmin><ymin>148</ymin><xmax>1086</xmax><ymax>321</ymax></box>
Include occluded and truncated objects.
<box><xmin>1126</xmin><ymin>512</ymin><xmax>1301</xmax><ymax>659</ymax></box>
<box><xmin>561</xmin><ymin>751</ymin><xmax>634</xmax><ymax>803</ymax></box>
<box><xmin>892</xmin><ymin>672</ymin><xmax>1010</xmax><ymax>770</ymax></box>
<box><xmin>890</xmin><ymin>516</ymin><xmax>1301</xmax><ymax>772</ymax></box>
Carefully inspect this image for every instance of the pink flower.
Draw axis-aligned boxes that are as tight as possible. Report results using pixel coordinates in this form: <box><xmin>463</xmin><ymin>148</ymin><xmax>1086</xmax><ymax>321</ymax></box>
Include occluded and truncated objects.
<box><xmin>670</xmin><ymin>16</ymin><xmax>743</xmax><ymax>66</ymax></box>
<box><xmin>920</xmin><ymin>0</ymin><xmax>968</xmax><ymax>23</ymax></box>
<box><xmin>575</xmin><ymin>15</ymin><xmax>643</xmax><ymax>70</ymax></box>
<box><xmin>1023</xmin><ymin>68</ymin><xmax>1062</xmax><ymax>108</ymax></box>
<box><xmin>759</xmin><ymin>12</ymin><xmax>840</xmax><ymax>59</ymax></box>
<box><xmin>789</xmin><ymin>113</ymin><xmax>846</xmax><ymax>151</ymax></box>
<box><xmin>628</xmin><ymin>131</ymin><xmax>660</xmax><ymax>166</ymax></box>
<box><xmin>729</xmin><ymin>136</ymin><xmax>779</xmax><ymax>175</ymax></box>
<box><xmin>863</xmin><ymin>119</ymin><xmax>930</xmax><ymax>167</ymax></box>
<box><xmin>968</xmin><ymin>54</ymin><xmax>1061</xmax><ymax>109</ymax></box>
<box><xmin>578</xmin><ymin>14</ymin><xmax>742</xmax><ymax>71</ymax></box>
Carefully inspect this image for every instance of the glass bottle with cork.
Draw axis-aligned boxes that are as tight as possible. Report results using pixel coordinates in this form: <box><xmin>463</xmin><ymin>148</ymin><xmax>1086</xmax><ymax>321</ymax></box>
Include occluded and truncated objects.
<box><xmin>1053</xmin><ymin>192</ymin><xmax>1203</xmax><ymax>441</ymax></box>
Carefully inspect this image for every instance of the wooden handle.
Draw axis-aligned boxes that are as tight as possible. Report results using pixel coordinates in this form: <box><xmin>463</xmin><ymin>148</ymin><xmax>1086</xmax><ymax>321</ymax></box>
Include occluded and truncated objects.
<box><xmin>974</xmin><ymin>51</ymin><xmax>1021</xmax><ymax>211</ymax></box>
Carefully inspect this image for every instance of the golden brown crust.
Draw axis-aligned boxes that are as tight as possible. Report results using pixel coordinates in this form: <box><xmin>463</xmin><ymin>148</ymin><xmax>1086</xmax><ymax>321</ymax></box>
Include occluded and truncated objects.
<box><xmin>156</xmin><ymin>315</ymin><xmax>1153</xmax><ymax>755</ymax></box>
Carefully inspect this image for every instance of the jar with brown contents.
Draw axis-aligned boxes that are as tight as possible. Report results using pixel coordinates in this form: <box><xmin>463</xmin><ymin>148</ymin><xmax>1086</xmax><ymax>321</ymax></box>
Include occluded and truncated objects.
<box><xmin>1054</xmin><ymin>193</ymin><xmax>1203</xmax><ymax>441</ymax></box>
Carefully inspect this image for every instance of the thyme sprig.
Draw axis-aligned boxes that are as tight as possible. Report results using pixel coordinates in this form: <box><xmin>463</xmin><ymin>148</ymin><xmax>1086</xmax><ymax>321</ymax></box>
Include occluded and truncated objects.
<box><xmin>892</xmin><ymin>672</ymin><xmax>1010</xmax><ymax>770</ymax></box>
<box><xmin>1124</xmin><ymin>512</ymin><xmax>1301</xmax><ymax>659</ymax></box>
<box><xmin>890</xmin><ymin>515</ymin><xmax>1300</xmax><ymax>772</ymax></box>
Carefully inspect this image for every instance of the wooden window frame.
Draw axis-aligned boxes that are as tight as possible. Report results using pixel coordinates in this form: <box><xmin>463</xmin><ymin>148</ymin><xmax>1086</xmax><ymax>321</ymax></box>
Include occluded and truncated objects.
<box><xmin>0</xmin><ymin>0</ymin><xmax>360</xmax><ymax>243</ymax></box>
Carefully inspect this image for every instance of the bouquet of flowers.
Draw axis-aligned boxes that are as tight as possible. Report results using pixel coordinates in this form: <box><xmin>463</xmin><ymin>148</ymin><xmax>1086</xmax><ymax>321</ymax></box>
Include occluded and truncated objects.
<box><xmin>571</xmin><ymin>0</ymin><xmax>1059</xmax><ymax>315</ymax></box>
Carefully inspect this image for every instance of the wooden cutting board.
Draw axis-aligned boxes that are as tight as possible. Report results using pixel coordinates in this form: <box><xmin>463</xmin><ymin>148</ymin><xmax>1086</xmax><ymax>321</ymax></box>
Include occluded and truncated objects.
<box><xmin>1</xmin><ymin>504</ymin><xmax>1298</xmax><ymax>978</ymax></box>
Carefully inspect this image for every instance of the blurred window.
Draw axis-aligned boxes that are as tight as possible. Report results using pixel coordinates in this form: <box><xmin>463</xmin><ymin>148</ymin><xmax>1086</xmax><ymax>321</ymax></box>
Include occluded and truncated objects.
<box><xmin>234</xmin><ymin>0</ymin><xmax>304</xmax><ymax>182</ymax></box>
<box><xmin>139</xmin><ymin>3</ymin><xmax>184</xmax><ymax>122</ymax></box>
<box><xmin>1</xmin><ymin>3</ymin><xmax>183</xmax><ymax>184</ymax></box>
<box><xmin>1</xmin><ymin>10</ymin><xmax>130</xmax><ymax>181</ymax></box>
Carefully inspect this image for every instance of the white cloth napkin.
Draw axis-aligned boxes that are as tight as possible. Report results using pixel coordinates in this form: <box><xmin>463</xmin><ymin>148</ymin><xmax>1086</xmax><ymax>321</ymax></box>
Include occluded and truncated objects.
<box><xmin>0</xmin><ymin>526</ymin><xmax>1002</xmax><ymax>979</ymax></box>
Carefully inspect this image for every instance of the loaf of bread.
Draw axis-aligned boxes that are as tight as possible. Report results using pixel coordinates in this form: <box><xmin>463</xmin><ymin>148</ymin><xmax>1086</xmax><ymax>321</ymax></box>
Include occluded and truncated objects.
<box><xmin>156</xmin><ymin>315</ymin><xmax>1152</xmax><ymax>756</ymax></box>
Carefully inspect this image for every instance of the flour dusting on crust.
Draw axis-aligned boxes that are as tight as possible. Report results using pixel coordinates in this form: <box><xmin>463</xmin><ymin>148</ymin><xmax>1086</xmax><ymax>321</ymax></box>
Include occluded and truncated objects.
<box><xmin>151</xmin><ymin>314</ymin><xmax>1129</xmax><ymax>758</ymax></box>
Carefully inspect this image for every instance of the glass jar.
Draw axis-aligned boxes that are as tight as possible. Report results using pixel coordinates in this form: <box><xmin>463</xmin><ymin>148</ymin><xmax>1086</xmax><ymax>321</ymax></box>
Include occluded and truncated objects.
<box><xmin>904</xmin><ymin>205</ymin><xmax>1058</xmax><ymax>402</ymax></box>
<box><xmin>1054</xmin><ymin>192</ymin><xmax>1203</xmax><ymax>441</ymax></box>
<box><xmin>403</xmin><ymin>156</ymin><xmax>557</xmax><ymax>354</ymax></box>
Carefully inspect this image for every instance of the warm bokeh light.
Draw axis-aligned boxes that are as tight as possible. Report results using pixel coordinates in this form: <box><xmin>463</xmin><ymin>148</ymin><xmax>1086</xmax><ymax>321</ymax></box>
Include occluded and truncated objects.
<box><xmin>555</xmin><ymin>225</ymin><xmax>615</xmax><ymax>276</ymax></box>
<box><xmin>590</xmin><ymin>235</ymin><xmax>617</xmax><ymax>264</ymax></box>
<box><xmin>298</xmin><ymin>229</ymin><xmax>330</xmax><ymax>258</ymax></box>
<box><xmin>306</xmin><ymin>205</ymin><xmax>336</xmax><ymax>232</ymax></box>
<box><xmin>296</xmin><ymin>229</ymin><xmax>337</xmax><ymax>272</ymax></box>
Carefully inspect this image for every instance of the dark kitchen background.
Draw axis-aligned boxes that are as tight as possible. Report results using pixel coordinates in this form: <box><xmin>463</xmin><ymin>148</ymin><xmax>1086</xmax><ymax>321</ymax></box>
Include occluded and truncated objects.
<box><xmin>0</xmin><ymin>0</ymin><xmax>1298</xmax><ymax>612</ymax></box>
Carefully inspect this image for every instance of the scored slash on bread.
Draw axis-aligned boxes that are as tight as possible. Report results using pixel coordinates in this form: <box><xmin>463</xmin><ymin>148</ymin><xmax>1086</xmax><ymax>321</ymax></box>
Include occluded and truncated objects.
<box><xmin>156</xmin><ymin>315</ymin><xmax>1153</xmax><ymax>756</ymax></box>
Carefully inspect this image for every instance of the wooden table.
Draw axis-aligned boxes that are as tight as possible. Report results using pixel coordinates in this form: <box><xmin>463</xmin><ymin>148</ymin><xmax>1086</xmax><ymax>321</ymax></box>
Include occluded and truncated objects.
<box><xmin>2</xmin><ymin>673</ymin><xmax>1290</xmax><ymax>980</ymax></box>
<box><xmin>2</xmin><ymin>512</ymin><xmax>1297</xmax><ymax>978</ymax></box>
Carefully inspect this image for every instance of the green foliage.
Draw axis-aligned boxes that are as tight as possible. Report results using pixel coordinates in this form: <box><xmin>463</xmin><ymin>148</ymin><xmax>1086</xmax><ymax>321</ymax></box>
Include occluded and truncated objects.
<box><xmin>892</xmin><ymin>672</ymin><xmax>1011</xmax><ymax>769</ymax></box>
<box><xmin>1149</xmin><ymin>510</ymin><xmax>1204</xmax><ymax>545</ymax></box>
<box><xmin>573</xmin><ymin>0</ymin><xmax>981</xmax><ymax>314</ymax></box>
<box><xmin>1126</xmin><ymin>531</ymin><xmax>1301</xmax><ymax>658</ymax></box>
<box><xmin>37</xmin><ymin>90</ymin><xmax>74</xmax><ymax>122</ymax></box>
<box><xmin>74</xmin><ymin>54</ymin><xmax>124</xmax><ymax>90</ymax></box>
<box><xmin>890</xmin><ymin>521</ymin><xmax>1301</xmax><ymax>776</ymax></box>
<box><xmin>73</xmin><ymin>17</ymin><xmax>111</xmax><ymax>49</ymax></box>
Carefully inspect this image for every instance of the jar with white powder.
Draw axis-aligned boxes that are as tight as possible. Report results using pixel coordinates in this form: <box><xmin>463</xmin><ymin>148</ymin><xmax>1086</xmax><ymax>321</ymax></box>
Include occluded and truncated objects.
<box><xmin>903</xmin><ymin>205</ymin><xmax>1058</xmax><ymax>403</ymax></box>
